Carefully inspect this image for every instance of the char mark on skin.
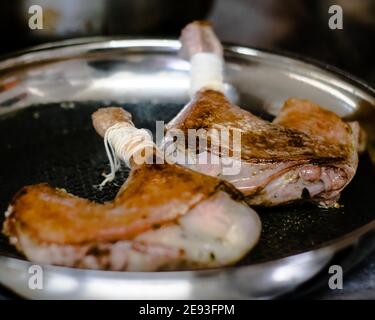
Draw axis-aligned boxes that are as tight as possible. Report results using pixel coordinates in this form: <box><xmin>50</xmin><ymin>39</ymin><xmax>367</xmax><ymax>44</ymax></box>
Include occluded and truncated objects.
<box><xmin>166</xmin><ymin>22</ymin><xmax>362</xmax><ymax>207</ymax></box>
<box><xmin>2</xmin><ymin>105</ymin><xmax>262</xmax><ymax>271</ymax></box>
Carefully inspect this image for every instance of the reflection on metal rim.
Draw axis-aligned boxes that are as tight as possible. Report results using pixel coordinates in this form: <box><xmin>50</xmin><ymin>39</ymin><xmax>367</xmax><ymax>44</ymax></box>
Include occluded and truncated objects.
<box><xmin>0</xmin><ymin>38</ymin><xmax>374</xmax><ymax>299</ymax></box>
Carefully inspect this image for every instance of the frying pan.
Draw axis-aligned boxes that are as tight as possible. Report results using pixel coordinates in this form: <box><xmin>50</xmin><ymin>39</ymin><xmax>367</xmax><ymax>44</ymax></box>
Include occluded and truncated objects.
<box><xmin>0</xmin><ymin>39</ymin><xmax>374</xmax><ymax>299</ymax></box>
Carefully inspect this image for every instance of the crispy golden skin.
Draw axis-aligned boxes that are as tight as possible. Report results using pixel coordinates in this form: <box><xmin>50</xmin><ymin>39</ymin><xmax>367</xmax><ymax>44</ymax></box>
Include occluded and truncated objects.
<box><xmin>167</xmin><ymin>90</ymin><xmax>352</xmax><ymax>164</ymax></box>
<box><xmin>274</xmin><ymin>98</ymin><xmax>353</xmax><ymax>150</ymax></box>
<box><xmin>4</xmin><ymin>163</ymin><xmax>239</xmax><ymax>246</ymax></box>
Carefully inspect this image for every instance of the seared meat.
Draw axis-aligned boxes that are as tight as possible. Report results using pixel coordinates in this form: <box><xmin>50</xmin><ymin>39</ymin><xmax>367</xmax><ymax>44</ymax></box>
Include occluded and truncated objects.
<box><xmin>3</xmin><ymin>108</ymin><xmax>261</xmax><ymax>271</ymax></box>
<box><xmin>165</xmin><ymin>21</ymin><xmax>362</xmax><ymax>207</ymax></box>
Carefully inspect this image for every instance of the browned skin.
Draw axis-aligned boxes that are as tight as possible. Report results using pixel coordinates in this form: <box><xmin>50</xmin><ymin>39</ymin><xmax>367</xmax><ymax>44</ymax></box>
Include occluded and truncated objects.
<box><xmin>3</xmin><ymin>164</ymin><xmax>235</xmax><ymax>245</ymax></box>
<box><xmin>167</xmin><ymin>90</ymin><xmax>351</xmax><ymax>164</ymax></box>
<box><xmin>274</xmin><ymin>98</ymin><xmax>353</xmax><ymax>148</ymax></box>
<box><xmin>3</xmin><ymin>107</ymin><xmax>242</xmax><ymax>247</ymax></box>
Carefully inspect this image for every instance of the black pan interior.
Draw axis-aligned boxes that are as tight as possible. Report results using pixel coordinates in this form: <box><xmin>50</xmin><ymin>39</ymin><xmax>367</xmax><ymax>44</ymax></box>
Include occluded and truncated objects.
<box><xmin>0</xmin><ymin>102</ymin><xmax>374</xmax><ymax>265</ymax></box>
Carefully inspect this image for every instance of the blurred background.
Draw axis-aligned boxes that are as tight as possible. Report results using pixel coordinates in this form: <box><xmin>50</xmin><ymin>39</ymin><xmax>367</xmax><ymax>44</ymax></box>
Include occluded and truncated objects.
<box><xmin>0</xmin><ymin>0</ymin><xmax>374</xmax><ymax>300</ymax></box>
<box><xmin>0</xmin><ymin>0</ymin><xmax>374</xmax><ymax>85</ymax></box>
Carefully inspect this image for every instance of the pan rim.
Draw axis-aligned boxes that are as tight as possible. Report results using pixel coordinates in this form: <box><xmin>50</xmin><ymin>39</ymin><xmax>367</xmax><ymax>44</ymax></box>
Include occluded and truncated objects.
<box><xmin>0</xmin><ymin>37</ymin><xmax>374</xmax><ymax>299</ymax></box>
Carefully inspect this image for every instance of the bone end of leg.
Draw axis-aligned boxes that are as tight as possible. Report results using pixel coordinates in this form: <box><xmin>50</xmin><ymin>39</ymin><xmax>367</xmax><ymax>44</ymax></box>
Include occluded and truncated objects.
<box><xmin>92</xmin><ymin>107</ymin><xmax>133</xmax><ymax>137</ymax></box>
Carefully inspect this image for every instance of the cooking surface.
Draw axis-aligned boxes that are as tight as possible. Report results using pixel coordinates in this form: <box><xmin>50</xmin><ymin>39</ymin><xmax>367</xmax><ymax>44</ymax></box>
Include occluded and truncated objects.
<box><xmin>0</xmin><ymin>32</ymin><xmax>374</xmax><ymax>298</ymax></box>
<box><xmin>1</xmin><ymin>101</ymin><xmax>374</xmax><ymax>267</ymax></box>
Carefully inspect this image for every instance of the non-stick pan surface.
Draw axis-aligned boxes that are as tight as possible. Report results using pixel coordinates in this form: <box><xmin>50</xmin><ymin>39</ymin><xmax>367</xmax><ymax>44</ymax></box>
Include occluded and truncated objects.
<box><xmin>0</xmin><ymin>101</ymin><xmax>374</xmax><ymax>265</ymax></box>
<box><xmin>0</xmin><ymin>39</ymin><xmax>374</xmax><ymax>299</ymax></box>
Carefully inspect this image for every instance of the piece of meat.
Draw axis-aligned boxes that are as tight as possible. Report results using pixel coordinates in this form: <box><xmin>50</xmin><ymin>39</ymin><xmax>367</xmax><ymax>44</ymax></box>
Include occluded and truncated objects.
<box><xmin>164</xmin><ymin>21</ymin><xmax>362</xmax><ymax>207</ymax></box>
<box><xmin>3</xmin><ymin>108</ymin><xmax>261</xmax><ymax>271</ymax></box>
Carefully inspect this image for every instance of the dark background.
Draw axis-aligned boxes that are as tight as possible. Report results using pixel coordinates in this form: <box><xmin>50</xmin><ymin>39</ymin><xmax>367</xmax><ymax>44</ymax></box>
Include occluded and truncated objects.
<box><xmin>1</xmin><ymin>0</ymin><xmax>375</xmax><ymax>86</ymax></box>
<box><xmin>0</xmin><ymin>0</ymin><xmax>374</xmax><ymax>299</ymax></box>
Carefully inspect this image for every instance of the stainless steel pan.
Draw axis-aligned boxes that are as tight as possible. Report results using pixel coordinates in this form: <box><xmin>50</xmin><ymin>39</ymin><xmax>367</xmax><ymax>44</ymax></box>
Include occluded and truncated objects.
<box><xmin>0</xmin><ymin>38</ymin><xmax>374</xmax><ymax>299</ymax></box>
